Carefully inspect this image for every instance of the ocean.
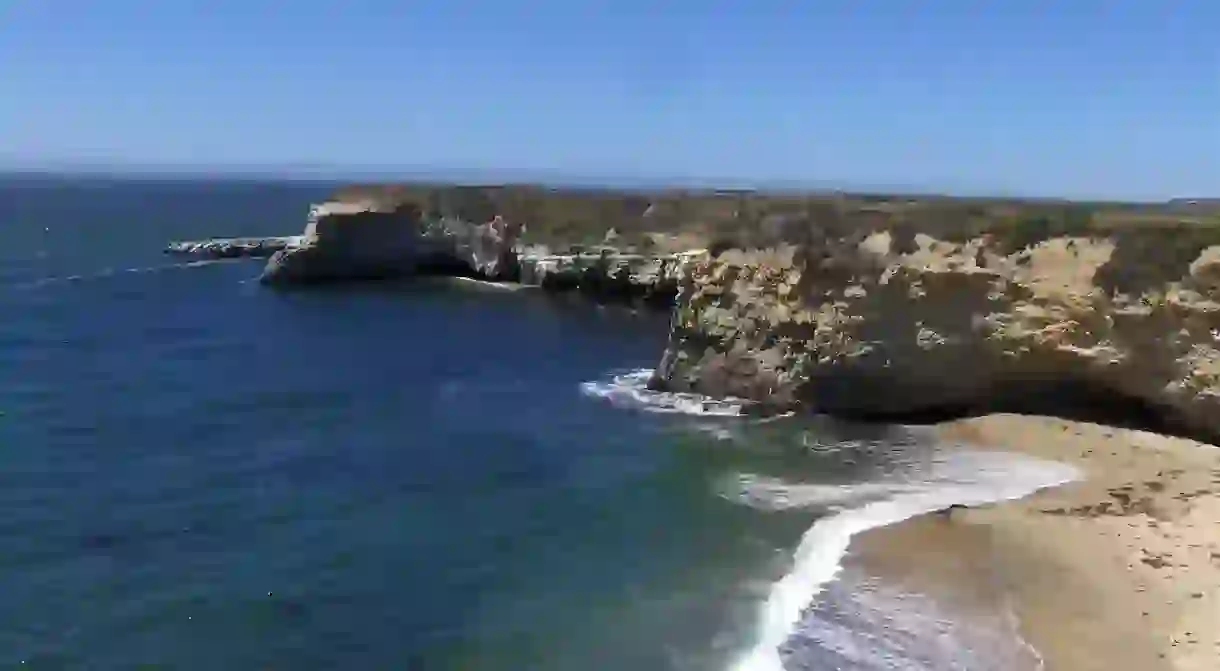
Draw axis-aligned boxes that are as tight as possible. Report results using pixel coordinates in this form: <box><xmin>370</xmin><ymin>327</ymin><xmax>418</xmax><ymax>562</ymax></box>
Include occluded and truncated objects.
<box><xmin>0</xmin><ymin>176</ymin><xmax>1077</xmax><ymax>670</ymax></box>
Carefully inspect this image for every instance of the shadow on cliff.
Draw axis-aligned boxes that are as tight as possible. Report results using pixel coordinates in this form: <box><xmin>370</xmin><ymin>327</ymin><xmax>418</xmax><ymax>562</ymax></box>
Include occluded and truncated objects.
<box><xmin>821</xmin><ymin>378</ymin><xmax>1214</xmax><ymax>446</ymax></box>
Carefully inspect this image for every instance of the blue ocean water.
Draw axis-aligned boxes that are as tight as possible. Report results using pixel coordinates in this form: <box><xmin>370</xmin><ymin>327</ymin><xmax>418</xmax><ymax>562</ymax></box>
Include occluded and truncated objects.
<box><xmin>0</xmin><ymin>176</ymin><xmax>1070</xmax><ymax>670</ymax></box>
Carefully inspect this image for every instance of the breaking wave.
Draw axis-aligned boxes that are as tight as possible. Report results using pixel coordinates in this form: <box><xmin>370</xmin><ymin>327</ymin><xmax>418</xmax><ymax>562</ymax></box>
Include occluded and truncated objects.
<box><xmin>580</xmin><ymin>368</ymin><xmax>746</xmax><ymax>417</ymax></box>
<box><xmin>722</xmin><ymin>451</ymin><xmax>1079</xmax><ymax>671</ymax></box>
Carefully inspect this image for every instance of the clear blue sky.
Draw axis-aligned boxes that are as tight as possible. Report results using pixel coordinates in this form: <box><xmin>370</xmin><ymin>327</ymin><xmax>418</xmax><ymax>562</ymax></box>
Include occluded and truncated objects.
<box><xmin>2</xmin><ymin>1</ymin><xmax>1216</xmax><ymax>200</ymax></box>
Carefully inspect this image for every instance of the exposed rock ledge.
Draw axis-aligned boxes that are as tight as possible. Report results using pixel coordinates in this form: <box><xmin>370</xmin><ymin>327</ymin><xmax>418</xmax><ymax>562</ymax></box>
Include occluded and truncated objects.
<box><xmin>650</xmin><ymin>224</ymin><xmax>1220</xmax><ymax>441</ymax></box>
<box><xmin>168</xmin><ymin>200</ymin><xmax>703</xmax><ymax>305</ymax></box>
<box><xmin>165</xmin><ymin>236</ymin><xmax>302</xmax><ymax>259</ymax></box>
<box><xmin>168</xmin><ymin>191</ymin><xmax>1220</xmax><ymax>441</ymax></box>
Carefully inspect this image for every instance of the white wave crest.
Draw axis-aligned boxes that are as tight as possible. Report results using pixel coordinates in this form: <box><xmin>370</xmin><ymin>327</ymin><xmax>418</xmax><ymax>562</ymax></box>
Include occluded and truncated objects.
<box><xmin>725</xmin><ymin>451</ymin><xmax>1079</xmax><ymax>671</ymax></box>
<box><xmin>580</xmin><ymin>368</ymin><xmax>746</xmax><ymax>417</ymax></box>
<box><xmin>449</xmin><ymin>276</ymin><xmax>528</xmax><ymax>291</ymax></box>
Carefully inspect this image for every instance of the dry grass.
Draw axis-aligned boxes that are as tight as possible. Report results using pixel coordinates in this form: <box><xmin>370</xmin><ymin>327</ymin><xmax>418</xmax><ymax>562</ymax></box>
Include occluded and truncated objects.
<box><xmin>328</xmin><ymin>182</ymin><xmax>1220</xmax><ymax>253</ymax></box>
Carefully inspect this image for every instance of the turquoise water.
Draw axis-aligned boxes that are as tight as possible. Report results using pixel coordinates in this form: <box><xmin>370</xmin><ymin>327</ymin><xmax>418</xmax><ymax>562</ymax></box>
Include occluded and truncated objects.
<box><xmin>0</xmin><ymin>176</ymin><xmax>1066</xmax><ymax>670</ymax></box>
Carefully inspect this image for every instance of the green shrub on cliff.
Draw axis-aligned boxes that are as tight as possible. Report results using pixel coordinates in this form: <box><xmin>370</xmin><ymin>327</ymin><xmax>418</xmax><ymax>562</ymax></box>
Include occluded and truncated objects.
<box><xmin>989</xmin><ymin>205</ymin><xmax>1096</xmax><ymax>253</ymax></box>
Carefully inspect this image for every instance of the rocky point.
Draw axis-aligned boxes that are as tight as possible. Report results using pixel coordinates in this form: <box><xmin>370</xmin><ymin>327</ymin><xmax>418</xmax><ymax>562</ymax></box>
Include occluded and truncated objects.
<box><xmin>650</xmin><ymin>222</ymin><xmax>1220</xmax><ymax>440</ymax></box>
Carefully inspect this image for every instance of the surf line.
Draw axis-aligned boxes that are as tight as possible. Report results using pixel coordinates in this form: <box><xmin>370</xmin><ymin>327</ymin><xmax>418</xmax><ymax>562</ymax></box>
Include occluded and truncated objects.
<box><xmin>725</xmin><ymin>457</ymin><xmax>1078</xmax><ymax>671</ymax></box>
<box><xmin>580</xmin><ymin>368</ymin><xmax>746</xmax><ymax>417</ymax></box>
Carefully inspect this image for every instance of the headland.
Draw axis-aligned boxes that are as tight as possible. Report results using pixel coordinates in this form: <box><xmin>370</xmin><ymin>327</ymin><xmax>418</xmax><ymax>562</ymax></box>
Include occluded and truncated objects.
<box><xmin>168</xmin><ymin>181</ymin><xmax>1220</xmax><ymax>668</ymax></box>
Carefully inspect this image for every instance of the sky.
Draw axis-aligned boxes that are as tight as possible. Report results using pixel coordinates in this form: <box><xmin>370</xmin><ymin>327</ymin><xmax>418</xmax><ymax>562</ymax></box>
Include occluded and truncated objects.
<box><xmin>1</xmin><ymin>1</ymin><xmax>1217</xmax><ymax>200</ymax></box>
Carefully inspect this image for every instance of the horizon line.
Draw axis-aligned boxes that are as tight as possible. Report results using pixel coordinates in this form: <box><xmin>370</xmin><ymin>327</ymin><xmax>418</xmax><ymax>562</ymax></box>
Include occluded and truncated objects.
<box><xmin>1</xmin><ymin>160</ymin><xmax>1210</xmax><ymax>206</ymax></box>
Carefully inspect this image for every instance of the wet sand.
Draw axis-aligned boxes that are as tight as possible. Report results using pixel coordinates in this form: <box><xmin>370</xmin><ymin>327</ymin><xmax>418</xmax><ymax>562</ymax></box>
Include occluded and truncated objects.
<box><xmin>859</xmin><ymin>414</ymin><xmax>1220</xmax><ymax>671</ymax></box>
<box><xmin>845</xmin><ymin>514</ymin><xmax>1044</xmax><ymax>670</ymax></box>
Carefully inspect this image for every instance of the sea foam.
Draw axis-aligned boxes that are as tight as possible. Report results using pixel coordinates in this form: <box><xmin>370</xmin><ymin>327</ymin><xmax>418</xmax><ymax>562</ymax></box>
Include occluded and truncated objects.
<box><xmin>579</xmin><ymin>368</ymin><xmax>746</xmax><ymax>417</ymax></box>
<box><xmin>722</xmin><ymin>451</ymin><xmax>1079</xmax><ymax>671</ymax></box>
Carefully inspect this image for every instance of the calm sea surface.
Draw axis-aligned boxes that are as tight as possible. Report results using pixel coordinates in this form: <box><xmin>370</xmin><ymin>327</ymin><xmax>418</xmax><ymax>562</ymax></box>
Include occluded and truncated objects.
<box><xmin>0</xmin><ymin>176</ymin><xmax>1069</xmax><ymax>670</ymax></box>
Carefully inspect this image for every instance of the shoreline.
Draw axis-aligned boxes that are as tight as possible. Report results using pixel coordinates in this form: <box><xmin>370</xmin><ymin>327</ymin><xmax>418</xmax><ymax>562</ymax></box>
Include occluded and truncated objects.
<box><xmin>857</xmin><ymin>414</ymin><xmax>1219</xmax><ymax>671</ymax></box>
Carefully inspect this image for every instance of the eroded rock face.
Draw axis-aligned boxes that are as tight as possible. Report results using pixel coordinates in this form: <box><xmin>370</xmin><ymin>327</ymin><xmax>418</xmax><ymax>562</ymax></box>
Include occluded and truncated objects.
<box><xmin>517</xmin><ymin>247</ymin><xmax>705</xmax><ymax>305</ymax></box>
<box><xmin>261</xmin><ymin>202</ymin><xmax>432</xmax><ymax>284</ymax></box>
<box><xmin>260</xmin><ymin>203</ymin><xmax>521</xmax><ymax>285</ymax></box>
<box><xmin>257</xmin><ymin>199</ymin><xmax>700</xmax><ymax>307</ymax></box>
<box><xmin>461</xmin><ymin>215</ymin><xmax>524</xmax><ymax>279</ymax></box>
<box><xmin>651</xmin><ymin>227</ymin><xmax>1220</xmax><ymax>439</ymax></box>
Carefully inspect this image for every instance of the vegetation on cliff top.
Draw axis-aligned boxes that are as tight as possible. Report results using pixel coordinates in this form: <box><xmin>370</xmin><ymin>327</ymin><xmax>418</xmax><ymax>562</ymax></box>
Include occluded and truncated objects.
<box><xmin>329</xmin><ymin>182</ymin><xmax>1220</xmax><ymax>257</ymax></box>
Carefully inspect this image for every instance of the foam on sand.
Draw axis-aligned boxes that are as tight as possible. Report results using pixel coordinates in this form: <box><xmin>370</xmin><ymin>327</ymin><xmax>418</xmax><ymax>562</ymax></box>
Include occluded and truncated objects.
<box><xmin>722</xmin><ymin>451</ymin><xmax>1079</xmax><ymax>671</ymax></box>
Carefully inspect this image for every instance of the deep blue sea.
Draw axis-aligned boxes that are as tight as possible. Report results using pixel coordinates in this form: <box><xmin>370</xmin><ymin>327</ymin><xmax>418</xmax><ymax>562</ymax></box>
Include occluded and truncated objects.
<box><xmin>0</xmin><ymin>176</ymin><xmax>1076</xmax><ymax>670</ymax></box>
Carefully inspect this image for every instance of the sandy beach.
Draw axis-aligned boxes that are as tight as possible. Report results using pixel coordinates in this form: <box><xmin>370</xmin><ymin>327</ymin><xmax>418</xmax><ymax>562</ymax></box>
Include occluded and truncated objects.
<box><xmin>915</xmin><ymin>414</ymin><xmax>1220</xmax><ymax>671</ymax></box>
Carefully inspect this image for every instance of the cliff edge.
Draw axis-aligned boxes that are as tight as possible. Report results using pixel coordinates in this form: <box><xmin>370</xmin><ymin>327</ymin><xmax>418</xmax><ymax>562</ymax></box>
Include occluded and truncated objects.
<box><xmin>260</xmin><ymin>201</ymin><xmax>521</xmax><ymax>284</ymax></box>
<box><xmin>651</xmin><ymin>218</ymin><xmax>1220</xmax><ymax>440</ymax></box>
<box><xmin>254</xmin><ymin>196</ymin><xmax>704</xmax><ymax>305</ymax></box>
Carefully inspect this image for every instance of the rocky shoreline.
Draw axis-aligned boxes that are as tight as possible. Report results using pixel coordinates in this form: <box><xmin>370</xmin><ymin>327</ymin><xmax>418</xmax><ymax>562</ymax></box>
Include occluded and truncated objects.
<box><xmin>168</xmin><ymin>191</ymin><xmax>1220</xmax><ymax>443</ymax></box>
<box><xmin>166</xmin><ymin>188</ymin><xmax>1220</xmax><ymax>671</ymax></box>
<box><xmin>650</xmin><ymin>227</ymin><xmax>1220</xmax><ymax>441</ymax></box>
<box><xmin>164</xmin><ymin>236</ymin><xmax>302</xmax><ymax>259</ymax></box>
<box><xmin>165</xmin><ymin>200</ymin><xmax>705</xmax><ymax>308</ymax></box>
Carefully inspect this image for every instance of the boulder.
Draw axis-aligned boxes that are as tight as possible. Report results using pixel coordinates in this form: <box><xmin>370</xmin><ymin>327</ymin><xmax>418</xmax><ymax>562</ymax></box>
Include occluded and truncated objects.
<box><xmin>650</xmin><ymin>226</ymin><xmax>1220</xmax><ymax>440</ymax></box>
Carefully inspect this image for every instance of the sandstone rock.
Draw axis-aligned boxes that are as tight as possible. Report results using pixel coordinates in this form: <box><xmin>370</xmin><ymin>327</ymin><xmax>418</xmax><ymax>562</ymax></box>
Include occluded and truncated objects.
<box><xmin>467</xmin><ymin>216</ymin><xmax>522</xmax><ymax>279</ymax></box>
<box><xmin>254</xmin><ymin>199</ymin><xmax>693</xmax><ymax>307</ymax></box>
<box><xmin>261</xmin><ymin>201</ymin><xmax>432</xmax><ymax>284</ymax></box>
<box><xmin>651</xmin><ymin>226</ymin><xmax>1220</xmax><ymax>440</ymax></box>
<box><xmin>260</xmin><ymin>202</ymin><xmax>520</xmax><ymax>285</ymax></box>
<box><xmin>516</xmin><ymin>247</ymin><xmax>704</xmax><ymax>306</ymax></box>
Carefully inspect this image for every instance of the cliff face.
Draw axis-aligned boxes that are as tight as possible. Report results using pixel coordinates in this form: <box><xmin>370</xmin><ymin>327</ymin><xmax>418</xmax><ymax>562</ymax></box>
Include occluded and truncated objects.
<box><xmin>254</xmin><ymin>199</ymin><xmax>701</xmax><ymax>304</ymax></box>
<box><xmin>260</xmin><ymin>202</ymin><xmax>522</xmax><ymax>284</ymax></box>
<box><xmin>252</xmin><ymin>185</ymin><xmax>1220</xmax><ymax>438</ymax></box>
<box><xmin>262</xmin><ymin>202</ymin><xmax>437</xmax><ymax>283</ymax></box>
<box><xmin>651</xmin><ymin>224</ymin><xmax>1220</xmax><ymax>440</ymax></box>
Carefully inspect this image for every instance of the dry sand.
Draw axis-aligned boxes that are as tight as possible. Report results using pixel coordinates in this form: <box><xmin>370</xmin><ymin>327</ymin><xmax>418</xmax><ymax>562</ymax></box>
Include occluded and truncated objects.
<box><xmin>927</xmin><ymin>414</ymin><xmax>1220</xmax><ymax>671</ymax></box>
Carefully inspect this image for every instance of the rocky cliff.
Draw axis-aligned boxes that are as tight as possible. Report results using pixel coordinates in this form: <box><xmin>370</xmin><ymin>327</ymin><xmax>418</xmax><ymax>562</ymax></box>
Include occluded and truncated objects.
<box><xmin>650</xmin><ymin>221</ymin><xmax>1220</xmax><ymax>440</ymax></box>
<box><xmin>253</xmin><ymin>199</ymin><xmax>704</xmax><ymax>305</ymax></box>
<box><xmin>167</xmin><ymin>182</ymin><xmax>1220</xmax><ymax>439</ymax></box>
<box><xmin>260</xmin><ymin>201</ymin><xmax>522</xmax><ymax>285</ymax></box>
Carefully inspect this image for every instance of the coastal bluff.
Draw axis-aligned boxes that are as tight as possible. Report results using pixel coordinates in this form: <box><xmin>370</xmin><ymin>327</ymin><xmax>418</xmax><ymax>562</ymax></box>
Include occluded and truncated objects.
<box><xmin>650</xmin><ymin>209</ymin><xmax>1220</xmax><ymax>441</ymax></box>
<box><xmin>259</xmin><ymin>200</ymin><xmax>522</xmax><ymax>284</ymax></box>
<box><xmin>255</xmin><ymin>199</ymin><xmax>702</xmax><ymax>303</ymax></box>
<box><xmin>168</xmin><ymin>183</ymin><xmax>1220</xmax><ymax>440</ymax></box>
<box><xmin>163</xmin><ymin>189</ymin><xmax>710</xmax><ymax>303</ymax></box>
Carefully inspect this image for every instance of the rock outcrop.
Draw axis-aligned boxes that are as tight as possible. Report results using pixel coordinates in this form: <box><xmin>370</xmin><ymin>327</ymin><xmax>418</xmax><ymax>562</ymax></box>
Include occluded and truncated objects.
<box><xmin>259</xmin><ymin>202</ymin><xmax>522</xmax><ymax>285</ymax></box>
<box><xmin>518</xmin><ymin>247</ymin><xmax>705</xmax><ymax>306</ymax></box>
<box><xmin>253</xmin><ymin>200</ymin><xmax>701</xmax><ymax>307</ymax></box>
<box><xmin>166</xmin><ymin>236</ymin><xmax>302</xmax><ymax>259</ymax></box>
<box><xmin>650</xmin><ymin>224</ymin><xmax>1220</xmax><ymax>440</ymax></box>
